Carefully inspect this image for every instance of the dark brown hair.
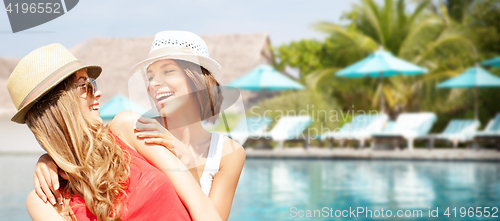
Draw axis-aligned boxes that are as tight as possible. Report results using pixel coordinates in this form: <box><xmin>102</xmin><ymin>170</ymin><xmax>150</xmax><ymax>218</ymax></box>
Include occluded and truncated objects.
<box><xmin>175</xmin><ymin>60</ymin><xmax>223</xmax><ymax>123</ymax></box>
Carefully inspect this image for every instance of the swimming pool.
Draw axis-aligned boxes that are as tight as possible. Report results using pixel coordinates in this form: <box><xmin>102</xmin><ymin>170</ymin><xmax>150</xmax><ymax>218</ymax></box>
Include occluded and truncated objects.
<box><xmin>230</xmin><ymin>159</ymin><xmax>500</xmax><ymax>220</ymax></box>
<box><xmin>1</xmin><ymin>155</ymin><xmax>499</xmax><ymax>220</ymax></box>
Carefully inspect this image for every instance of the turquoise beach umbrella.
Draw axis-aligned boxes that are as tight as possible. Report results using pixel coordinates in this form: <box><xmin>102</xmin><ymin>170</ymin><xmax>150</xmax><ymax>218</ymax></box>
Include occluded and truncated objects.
<box><xmin>227</xmin><ymin>64</ymin><xmax>304</xmax><ymax>130</ymax></box>
<box><xmin>337</xmin><ymin>49</ymin><xmax>428</xmax><ymax>78</ymax></box>
<box><xmin>336</xmin><ymin>47</ymin><xmax>428</xmax><ymax>112</ymax></box>
<box><xmin>227</xmin><ymin>64</ymin><xmax>305</xmax><ymax>91</ymax></box>
<box><xmin>481</xmin><ymin>56</ymin><xmax>500</xmax><ymax>67</ymax></box>
<box><xmin>437</xmin><ymin>66</ymin><xmax>500</xmax><ymax>88</ymax></box>
<box><xmin>437</xmin><ymin>65</ymin><xmax>500</xmax><ymax>120</ymax></box>
<box><xmin>100</xmin><ymin>95</ymin><xmax>153</xmax><ymax>120</ymax></box>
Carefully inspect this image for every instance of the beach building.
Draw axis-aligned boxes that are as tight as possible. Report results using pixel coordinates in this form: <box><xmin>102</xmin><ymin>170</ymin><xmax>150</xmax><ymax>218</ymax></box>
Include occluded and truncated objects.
<box><xmin>0</xmin><ymin>33</ymin><xmax>275</xmax><ymax>119</ymax></box>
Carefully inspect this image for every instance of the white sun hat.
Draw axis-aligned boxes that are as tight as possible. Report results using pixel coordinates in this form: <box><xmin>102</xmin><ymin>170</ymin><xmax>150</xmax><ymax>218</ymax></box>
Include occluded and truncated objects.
<box><xmin>130</xmin><ymin>31</ymin><xmax>221</xmax><ymax>81</ymax></box>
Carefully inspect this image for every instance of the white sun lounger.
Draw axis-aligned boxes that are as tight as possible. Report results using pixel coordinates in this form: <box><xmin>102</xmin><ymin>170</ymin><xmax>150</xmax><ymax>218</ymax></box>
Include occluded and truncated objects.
<box><xmin>473</xmin><ymin>113</ymin><xmax>500</xmax><ymax>149</ymax></box>
<box><xmin>223</xmin><ymin>116</ymin><xmax>272</xmax><ymax>145</ymax></box>
<box><xmin>252</xmin><ymin>116</ymin><xmax>312</xmax><ymax>149</ymax></box>
<box><xmin>430</xmin><ymin>119</ymin><xmax>480</xmax><ymax>148</ymax></box>
<box><xmin>372</xmin><ymin>112</ymin><xmax>437</xmax><ymax>150</ymax></box>
<box><xmin>322</xmin><ymin>114</ymin><xmax>388</xmax><ymax>148</ymax></box>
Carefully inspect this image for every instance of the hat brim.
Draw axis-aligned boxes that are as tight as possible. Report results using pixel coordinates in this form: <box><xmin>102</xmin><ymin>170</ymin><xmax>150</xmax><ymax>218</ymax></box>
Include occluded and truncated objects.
<box><xmin>130</xmin><ymin>53</ymin><xmax>221</xmax><ymax>82</ymax></box>
<box><xmin>11</xmin><ymin>64</ymin><xmax>102</xmax><ymax>124</ymax></box>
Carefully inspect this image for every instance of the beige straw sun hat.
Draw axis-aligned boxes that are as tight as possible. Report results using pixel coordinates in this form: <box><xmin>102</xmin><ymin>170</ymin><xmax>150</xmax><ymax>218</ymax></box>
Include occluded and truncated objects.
<box><xmin>7</xmin><ymin>43</ymin><xmax>102</xmax><ymax>124</ymax></box>
<box><xmin>130</xmin><ymin>31</ymin><xmax>222</xmax><ymax>81</ymax></box>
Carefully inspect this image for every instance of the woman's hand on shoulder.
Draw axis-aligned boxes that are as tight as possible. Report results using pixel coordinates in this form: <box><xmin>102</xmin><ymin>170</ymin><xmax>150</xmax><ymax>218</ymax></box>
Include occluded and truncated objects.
<box><xmin>108</xmin><ymin>110</ymin><xmax>141</xmax><ymax>141</ymax></box>
<box><xmin>134</xmin><ymin>116</ymin><xmax>177</xmax><ymax>156</ymax></box>
<box><xmin>110</xmin><ymin>111</ymin><xmax>177</xmax><ymax>155</ymax></box>
<box><xmin>33</xmin><ymin>154</ymin><xmax>67</xmax><ymax>206</ymax></box>
<box><xmin>109</xmin><ymin>111</ymin><xmax>150</xmax><ymax>150</ymax></box>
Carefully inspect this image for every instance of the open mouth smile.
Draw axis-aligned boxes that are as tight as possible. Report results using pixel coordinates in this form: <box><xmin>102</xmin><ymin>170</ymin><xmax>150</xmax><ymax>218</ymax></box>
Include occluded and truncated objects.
<box><xmin>90</xmin><ymin>103</ymin><xmax>99</xmax><ymax>111</ymax></box>
<box><xmin>155</xmin><ymin>91</ymin><xmax>174</xmax><ymax>104</ymax></box>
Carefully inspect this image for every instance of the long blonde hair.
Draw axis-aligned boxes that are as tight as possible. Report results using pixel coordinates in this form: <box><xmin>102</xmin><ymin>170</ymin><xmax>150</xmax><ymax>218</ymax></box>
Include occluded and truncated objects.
<box><xmin>25</xmin><ymin>75</ymin><xmax>130</xmax><ymax>221</ymax></box>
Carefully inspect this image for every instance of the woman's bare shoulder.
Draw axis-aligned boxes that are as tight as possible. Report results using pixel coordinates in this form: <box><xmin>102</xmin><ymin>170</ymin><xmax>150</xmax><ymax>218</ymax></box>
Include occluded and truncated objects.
<box><xmin>108</xmin><ymin>111</ymin><xmax>142</xmax><ymax>149</ymax></box>
<box><xmin>220</xmin><ymin>137</ymin><xmax>246</xmax><ymax>165</ymax></box>
<box><xmin>109</xmin><ymin>111</ymin><xmax>141</xmax><ymax>130</ymax></box>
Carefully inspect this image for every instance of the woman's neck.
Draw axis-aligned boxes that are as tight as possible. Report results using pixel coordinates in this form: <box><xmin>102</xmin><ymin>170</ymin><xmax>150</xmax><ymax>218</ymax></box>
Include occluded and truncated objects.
<box><xmin>170</xmin><ymin>122</ymin><xmax>211</xmax><ymax>147</ymax></box>
<box><xmin>161</xmin><ymin>104</ymin><xmax>211</xmax><ymax>148</ymax></box>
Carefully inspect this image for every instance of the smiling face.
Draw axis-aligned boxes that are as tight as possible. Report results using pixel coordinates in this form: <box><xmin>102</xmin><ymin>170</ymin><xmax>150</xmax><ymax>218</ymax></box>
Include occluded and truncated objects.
<box><xmin>146</xmin><ymin>59</ymin><xmax>195</xmax><ymax>118</ymax></box>
<box><xmin>74</xmin><ymin>69</ymin><xmax>103</xmax><ymax>124</ymax></box>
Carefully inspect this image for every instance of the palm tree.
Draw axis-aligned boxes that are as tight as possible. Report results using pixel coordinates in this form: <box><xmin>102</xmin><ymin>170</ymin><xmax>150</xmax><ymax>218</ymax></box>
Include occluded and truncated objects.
<box><xmin>307</xmin><ymin>0</ymin><xmax>478</xmax><ymax>115</ymax></box>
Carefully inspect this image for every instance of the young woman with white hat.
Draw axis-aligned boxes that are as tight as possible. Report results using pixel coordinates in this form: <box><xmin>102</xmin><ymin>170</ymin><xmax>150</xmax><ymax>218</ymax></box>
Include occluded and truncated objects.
<box><xmin>8</xmin><ymin>43</ymin><xmax>220</xmax><ymax>220</ymax></box>
<box><xmin>33</xmin><ymin>31</ymin><xmax>246</xmax><ymax>220</ymax></box>
<box><xmin>111</xmin><ymin>31</ymin><xmax>246</xmax><ymax>220</ymax></box>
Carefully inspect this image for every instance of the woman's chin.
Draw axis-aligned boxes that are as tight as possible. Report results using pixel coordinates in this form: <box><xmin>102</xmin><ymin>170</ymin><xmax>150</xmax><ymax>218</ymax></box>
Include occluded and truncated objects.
<box><xmin>91</xmin><ymin>112</ymin><xmax>103</xmax><ymax>124</ymax></box>
<box><xmin>159</xmin><ymin>109</ymin><xmax>173</xmax><ymax>118</ymax></box>
<box><xmin>155</xmin><ymin>97</ymin><xmax>188</xmax><ymax>117</ymax></box>
<box><xmin>158</xmin><ymin>106</ymin><xmax>179</xmax><ymax>118</ymax></box>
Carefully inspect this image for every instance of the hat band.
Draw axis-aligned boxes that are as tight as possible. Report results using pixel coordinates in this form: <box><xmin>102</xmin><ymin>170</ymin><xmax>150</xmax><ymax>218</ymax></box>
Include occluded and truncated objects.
<box><xmin>147</xmin><ymin>46</ymin><xmax>199</xmax><ymax>59</ymax></box>
<box><xmin>19</xmin><ymin>60</ymin><xmax>83</xmax><ymax>109</ymax></box>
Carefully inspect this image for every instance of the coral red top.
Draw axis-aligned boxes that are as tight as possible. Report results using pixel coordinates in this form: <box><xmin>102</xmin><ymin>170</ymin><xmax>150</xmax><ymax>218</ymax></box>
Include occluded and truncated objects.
<box><xmin>68</xmin><ymin>131</ymin><xmax>192</xmax><ymax>220</ymax></box>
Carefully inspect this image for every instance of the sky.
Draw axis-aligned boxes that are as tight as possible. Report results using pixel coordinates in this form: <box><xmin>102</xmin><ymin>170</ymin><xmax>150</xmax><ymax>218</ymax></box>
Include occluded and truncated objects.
<box><xmin>0</xmin><ymin>0</ymin><xmax>363</xmax><ymax>58</ymax></box>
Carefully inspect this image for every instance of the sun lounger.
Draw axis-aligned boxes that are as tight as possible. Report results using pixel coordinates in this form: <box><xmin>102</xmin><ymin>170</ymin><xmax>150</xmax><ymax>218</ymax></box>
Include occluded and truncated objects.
<box><xmin>473</xmin><ymin>113</ymin><xmax>500</xmax><ymax>150</ymax></box>
<box><xmin>255</xmin><ymin>116</ymin><xmax>312</xmax><ymax>149</ymax></box>
<box><xmin>369</xmin><ymin>121</ymin><xmax>395</xmax><ymax>149</ymax></box>
<box><xmin>222</xmin><ymin>116</ymin><xmax>272</xmax><ymax>145</ymax></box>
<box><xmin>429</xmin><ymin>119</ymin><xmax>480</xmax><ymax>148</ymax></box>
<box><xmin>383</xmin><ymin>121</ymin><xmax>395</xmax><ymax>132</ymax></box>
<box><xmin>321</xmin><ymin>123</ymin><xmax>350</xmax><ymax>147</ymax></box>
<box><xmin>322</xmin><ymin>114</ymin><xmax>388</xmax><ymax>148</ymax></box>
<box><xmin>372</xmin><ymin>112</ymin><xmax>437</xmax><ymax>150</ymax></box>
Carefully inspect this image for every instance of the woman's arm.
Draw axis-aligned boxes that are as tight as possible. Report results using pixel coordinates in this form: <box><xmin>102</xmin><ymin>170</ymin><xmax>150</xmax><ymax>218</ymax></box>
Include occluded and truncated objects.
<box><xmin>130</xmin><ymin>115</ymin><xmax>246</xmax><ymax>220</ymax></box>
<box><xmin>110</xmin><ymin>111</ymin><xmax>221</xmax><ymax>221</ymax></box>
<box><xmin>208</xmin><ymin>138</ymin><xmax>246</xmax><ymax>221</ymax></box>
<box><xmin>26</xmin><ymin>190</ymin><xmax>67</xmax><ymax>221</ymax></box>
<box><xmin>133</xmin><ymin>116</ymin><xmax>202</xmax><ymax>185</ymax></box>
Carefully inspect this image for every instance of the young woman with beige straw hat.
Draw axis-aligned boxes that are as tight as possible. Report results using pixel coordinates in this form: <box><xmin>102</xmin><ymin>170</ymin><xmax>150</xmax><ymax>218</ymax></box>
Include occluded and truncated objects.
<box><xmin>8</xmin><ymin>43</ymin><xmax>221</xmax><ymax>221</ymax></box>
<box><xmin>33</xmin><ymin>31</ymin><xmax>246</xmax><ymax>220</ymax></box>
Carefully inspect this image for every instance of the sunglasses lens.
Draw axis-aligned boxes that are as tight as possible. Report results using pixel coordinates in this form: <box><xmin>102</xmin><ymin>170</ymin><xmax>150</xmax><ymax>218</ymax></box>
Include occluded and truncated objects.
<box><xmin>86</xmin><ymin>78</ymin><xmax>97</xmax><ymax>98</ymax></box>
<box><xmin>91</xmin><ymin>78</ymin><xmax>98</xmax><ymax>95</ymax></box>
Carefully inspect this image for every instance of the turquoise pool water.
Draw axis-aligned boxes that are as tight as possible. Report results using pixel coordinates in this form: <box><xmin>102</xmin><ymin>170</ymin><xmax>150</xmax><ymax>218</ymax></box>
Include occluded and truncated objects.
<box><xmin>1</xmin><ymin>155</ymin><xmax>499</xmax><ymax>220</ymax></box>
<box><xmin>230</xmin><ymin>159</ymin><xmax>500</xmax><ymax>220</ymax></box>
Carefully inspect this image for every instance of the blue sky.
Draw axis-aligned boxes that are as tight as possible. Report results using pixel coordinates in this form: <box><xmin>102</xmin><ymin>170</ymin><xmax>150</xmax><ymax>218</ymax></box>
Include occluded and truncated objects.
<box><xmin>0</xmin><ymin>0</ymin><xmax>363</xmax><ymax>57</ymax></box>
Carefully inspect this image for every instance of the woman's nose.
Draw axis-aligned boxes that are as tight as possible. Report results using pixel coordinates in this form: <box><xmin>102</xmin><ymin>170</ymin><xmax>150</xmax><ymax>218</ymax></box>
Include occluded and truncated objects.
<box><xmin>149</xmin><ymin>77</ymin><xmax>166</xmax><ymax>88</ymax></box>
<box><xmin>94</xmin><ymin>89</ymin><xmax>102</xmax><ymax>99</ymax></box>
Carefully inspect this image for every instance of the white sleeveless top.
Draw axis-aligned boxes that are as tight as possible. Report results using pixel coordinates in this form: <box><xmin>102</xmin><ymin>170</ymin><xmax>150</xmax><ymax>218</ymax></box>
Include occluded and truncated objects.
<box><xmin>200</xmin><ymin>132</ymin><xmax>225</xmax><ymax>196</ymax></box>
